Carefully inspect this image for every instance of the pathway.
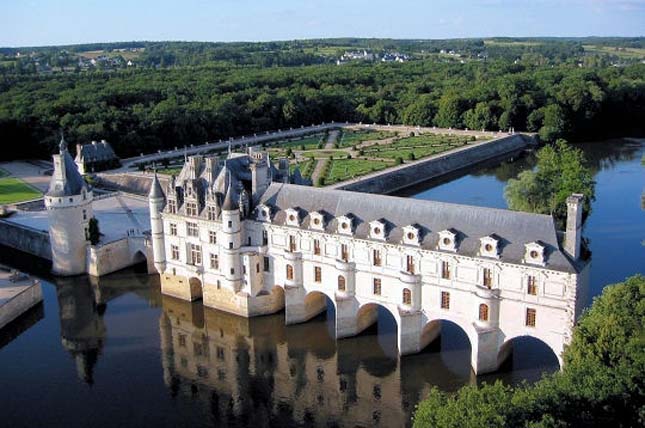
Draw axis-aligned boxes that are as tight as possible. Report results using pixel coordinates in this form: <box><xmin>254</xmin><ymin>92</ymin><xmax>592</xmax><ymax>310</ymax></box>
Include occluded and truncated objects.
<box><xmin>310</xmin><ymin>131</ymin><xmax>340</xmax><ymax>184</ymax></box>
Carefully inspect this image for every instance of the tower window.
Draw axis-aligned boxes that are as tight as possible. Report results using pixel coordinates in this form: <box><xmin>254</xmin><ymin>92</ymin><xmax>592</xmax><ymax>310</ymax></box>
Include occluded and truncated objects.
<box><xmin>229</xmin><ymin>242</ymin><xmax>233</xmax><ymax>249</ymax></box>
<box><xmin>483</xmin><ymin>268</ymin><xmax>492</xmax><ymax>289</ymax></box>
<box><xmin>209</xmin><ymin>231</ymin><xmax>217</xmax><ymax>244</ymax></box>
<box><xmin>527</xmin><ymin>276</ymin><xmax>537</xmax><ymax>295</ymax></box>
<box><xmin>314</xmin><ymin>266</ymin><xmax>322</xmax><ymax>283</ymax></box>
<box><xmin>227</xmin><ymin>221</ymin><xmax>232</xmax><ymax>228</ymax></box>
<box><xmin>373</xmin><ymin>249</ymin><xmax>382</xmax><ymax>266</ymax></box>
<box><xmin>373</xmin><ymin>278</ymin><xmax>382</xmax><ymax>295</ymax></box>
<box><xmin>441</xmin><ymin>261</ymin><xmax>451</xmax><ymax>279</ymax></box>
<box><xmin>441</xmin><ymin>291</ymin><xmax>450</xmax><ymax>309</ymax></box>
<box><xmin>337</xmin><ymin>275</ymin><xmax>346</xmax><ymax>291</ymax></box>
<box><xmin>479</xmin><ymin>304</ymin><xmax>489</xmax><ymax>321</ymax></box>
<box><xmin>526</xmin><ymin>308</ymin><xmax>536</xmax><ymax>327</ymax></box>
<box><xmin>286</xmin><ymin>264</ymin><xmax>294</xmax><ymax>280</ymax></box>
<box><xmin>402</xmin><ymin>288</ymin><xmax>412</xmax><ymax>305</ymax></box>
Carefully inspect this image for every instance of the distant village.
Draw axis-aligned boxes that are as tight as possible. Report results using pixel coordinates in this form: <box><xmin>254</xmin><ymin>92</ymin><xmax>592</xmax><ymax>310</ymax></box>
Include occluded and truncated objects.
<box><xmin>336</xmin><ymin>50</ymin><xmax>411</xmax><ymax>65</ymax></box>
<box><xmin>6</xmin><ymin>48</ymin><xmax>143</xmax><ymax>74</ymax></box>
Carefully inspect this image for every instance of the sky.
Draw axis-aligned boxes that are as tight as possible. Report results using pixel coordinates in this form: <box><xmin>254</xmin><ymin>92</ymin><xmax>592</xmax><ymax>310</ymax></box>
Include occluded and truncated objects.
<box><xmin>1</xmin><ymin>0</ymin><xmax>643</xmax><ymax>47</ymax></box>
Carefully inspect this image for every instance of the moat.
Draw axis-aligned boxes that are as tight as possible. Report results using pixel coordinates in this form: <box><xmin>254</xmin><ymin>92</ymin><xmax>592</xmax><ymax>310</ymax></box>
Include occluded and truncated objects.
<box><xmin>1</xmin><ymin>138</ymin><xmax>643</xmax><ymax>428</ymax></box>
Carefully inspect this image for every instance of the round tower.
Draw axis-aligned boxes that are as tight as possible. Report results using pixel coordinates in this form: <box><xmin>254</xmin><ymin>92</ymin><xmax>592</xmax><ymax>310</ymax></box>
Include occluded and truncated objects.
<box><xmin>221</xmin><ymin>173</ymin><xmax>242</xmax><ymax>291</ymax></box>
<box><xmin>45</xmin><ymin>134</ymin><xmax>94</xmax><ymax>276</ymax></box>
<box><xmin>149</xmin><ymin>172</ymin><xmax>167</xmax><ymax>274</ymax></box>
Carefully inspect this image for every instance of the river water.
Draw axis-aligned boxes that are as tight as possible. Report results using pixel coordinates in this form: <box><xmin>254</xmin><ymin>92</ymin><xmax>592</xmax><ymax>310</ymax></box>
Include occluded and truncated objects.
<box><xmin>1</xmin><ymin>138</ymin><xmax>643</xmax><ymax>428</ymax></box>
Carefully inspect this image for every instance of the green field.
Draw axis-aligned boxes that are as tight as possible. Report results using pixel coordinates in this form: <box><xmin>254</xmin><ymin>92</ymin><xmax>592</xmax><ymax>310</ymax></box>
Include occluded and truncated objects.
<box><xmin>0</xmin><ymin>170</ymin><xmax>42</xmax><ymax>204</ymax></box>
<box><xmin>324</xmin><ymin>159</ymin><xmax>393</xmax><ymax>185</ymax></box>
<box><xmin>582</xmin><ymin>45</ymin><xmax>645</xmax><ymax>59</ymax></box>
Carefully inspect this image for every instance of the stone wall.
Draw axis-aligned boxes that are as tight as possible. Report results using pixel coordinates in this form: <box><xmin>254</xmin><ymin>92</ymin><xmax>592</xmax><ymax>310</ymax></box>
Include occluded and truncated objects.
<box><xmin>0</xmin><ymin>282</ymin><xmax>43</xmax><ymax>329</ymax></box>
<box><xmin>331</xmin><ymin>134</ymin><xmax>536</xmax><ymax>194</ymax></box>
<box><xmin>0</xmin><ymin>219</ymin><xmax>51</xmax><ymax>260</ymax></box>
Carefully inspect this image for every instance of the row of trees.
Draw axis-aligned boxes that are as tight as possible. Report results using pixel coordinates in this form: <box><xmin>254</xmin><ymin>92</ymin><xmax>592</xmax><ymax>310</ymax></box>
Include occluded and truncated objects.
<box><xmin>0</xmin><ymin>57</ymin><xmax>643</xmax><ymax>160</ymax></box>
<box><xmin>413</xmin><ymin>274</ymin><xmax>644</xmax><ymax>428</ymax></box>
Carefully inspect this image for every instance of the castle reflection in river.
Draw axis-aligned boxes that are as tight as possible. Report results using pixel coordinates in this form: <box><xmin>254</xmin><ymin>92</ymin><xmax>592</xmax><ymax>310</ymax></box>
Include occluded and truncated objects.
<box><xmin>52</xmin><ymin>274</ymin><xmax>477</xmax><ymax>427</ymax></box>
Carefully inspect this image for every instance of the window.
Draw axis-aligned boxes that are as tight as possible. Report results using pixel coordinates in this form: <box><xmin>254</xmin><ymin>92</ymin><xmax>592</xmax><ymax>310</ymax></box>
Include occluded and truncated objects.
<box><xmin>286</xmin><ymin>264</ymin><xmax>294</xmax><ymax>280</ymax></box>
<box><xmin>262</xmin><ymin>230</ymin><xmax>268</xmax><ymax>246</ymax></box>
<box><xmin>441</xmin><ymin>261</ymin><xmax>451</xmax><ymax>279</ymax></box>
<box><xmin>341</xmin><ymin>244</ymin><xmax>349</xmax><ymax>262</ymax></box>
<box><xmin>228</xmin><ymin>242</ymin><xmax>233</xmax><ymax>250</ymax></box>
<box><xmin>479</xmin><ymin>304</ymin><xmax>489</xmax><ymax>321</ymax></box>
<box><xmin>227</xmin><ymin>221</ymin><xmax>232</xmax><ymax>228</ymax></box>
<box><xmin>256</xmin><ymin>263</ymin><xmax>260</xmax><ymax>273</ymax></box>
<box><xmin>373</xmin><ymin>249</ymin><xmax>382</xmax><ymax>266</ymax></box>
<box><xmin>82</xmin><ymin>209</ymin><xmax>87</xmax><ymax>220</ymax></box>
<box><xmin>171</xmin><ymin>245</ymin><xmax>180</xmax><ymax>260</ymax></box>
<box><xmin>441</xmin><ymin>291</ymin><xmax>450</xmax><ymax>309</ymax></box>
<box><xmin>187</xmin><ymin>222</ymin><xmax>199</xmax><ymax>237</ymax></box>
<box><xmin>483</xmin><ymin>268</ymin><xmax>492</xmax><ymax>289</ymax></box>
<box><xmin>207</xmin><ymin>206</ymin><xmax>217</xmax><ymax>221</ymax></box>
<box><xmin>373</xmin><ymin>278</ymin><xmax>382</xmax><ymax>295</ymax></box>
<box><xmin>210</xmin><ymin>254</ymin><xmax>219</xmax><ymax>270</ymax></box>
<box><xmin>186</xmin><ymin>202</ymin><xmax>198</xmax><ymax>217</ymax></box>
<box><xmin>209</xmin><ymin>231</ymin><xmax>217</xmax><ymax>244</ymax></box>
<box><xmin>527</xmin><ymin>276</ymin><xmax>537</xmax><ymax>295</ymax></box>
<box><xmin>289</xmin><ymin>235</ymin><xmax>296</xmax><ymax>252</ymax></box>
<box><xmin>263</xmin><ymin>257</ymin><xmax>270</xmax><ymax>272</ymax></box>
<box><xmin>189</xmin><ymin>244</ymin><xmax>202</xmax><ymax>266</ymax></box>
<box><xmin>337</xmin><ymin>275</ymin><xmax>346</xmax><ymax>291</ymax></box>
<box><xmin>170</xmin><ymin>223</ymin><xmax>177</xmax><ymax>236</ymax></box>
<box><xmin>314</xmin><ymin>239</ymin><xmax>321</xmax><ymax>255</ymax></box>
<box><xmin>167</xmin><ymin>200</ymin><xmax>177</xmax><ymax>214</ymax></box>
<box><xmin>402</xmin><ymin>288</ymin><xmax>412</xmax><ymax>305</ymax></box>
<box><xmin>314</xmin><ymin>266</ymin><xmax>322</xmax><ymax>283</ymax></box>
<box><xmin>526</xmin><ymin>308</ymin><xmax>536</xmax><ymax>327</ymax></box>
<box><xmin>406</xmin><ymin>255</ymin><xmax>415</xmax><ymax>274</ymax></box>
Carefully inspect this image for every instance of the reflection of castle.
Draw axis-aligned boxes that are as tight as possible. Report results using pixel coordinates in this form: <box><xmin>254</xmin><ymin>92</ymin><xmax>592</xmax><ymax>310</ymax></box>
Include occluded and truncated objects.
<box><xmin>159</xmin><ymin>295</ymin><xmax>475</xmax><ymax>427</ymax></box>
<box><xmin>55</xmin><ymin>272</ymin><xmax>160</xmax><ymax>384</ymax></box>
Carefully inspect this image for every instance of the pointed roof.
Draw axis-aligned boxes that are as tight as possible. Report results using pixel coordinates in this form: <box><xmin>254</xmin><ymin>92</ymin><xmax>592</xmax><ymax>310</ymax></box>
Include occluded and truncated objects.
<box><xmin>47</xmin><ymin>133</ymin><xmax>88</xmax><ymax>197</ymax></box>
<box><xmin>222</xmin><ymin>171</ymin><xmax>239</xmax><ymax>211</ymax></box>
<box><xmin>149</xmin><ymin>172</ymin><xmax>165</xmax><ymax>199</ymax></box>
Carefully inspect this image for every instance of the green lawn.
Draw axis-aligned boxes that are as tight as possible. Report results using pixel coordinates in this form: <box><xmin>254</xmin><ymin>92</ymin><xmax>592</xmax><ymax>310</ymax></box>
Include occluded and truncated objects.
<box><xmin>339</xmin><ymin>130</ymin><xmax>397</xmax><ymax>147</ymax></box>
<box><xmin>290</xmin><ymin>159</ymin><xmax>315</xmax><ymax>178</ymax></box>
<box><xmin>325</xmin><ymin>159</ymin><xmax>393</xmax><ymax>185</ymax></box>
<box><xmin>0</xmin><ymin>176</ymin><xmax>42</xmax><ymax>204</ymax></box>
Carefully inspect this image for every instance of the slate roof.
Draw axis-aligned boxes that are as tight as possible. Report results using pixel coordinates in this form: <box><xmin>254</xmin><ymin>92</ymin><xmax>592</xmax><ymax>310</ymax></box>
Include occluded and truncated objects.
<box><xmin>258</xmin><ymin>183</ymin><xmax>577</xmax><ymax>273</ymax></box>
<box><xmin>75</xmin><ymin>140</ymin><xmax>118</xmax><ymax>163</ymax></box>
<box><xmin>47</xmin><ymin>143</ymin><xmax>88</xmax><ymax>197</ymax></box>
<box><xmin>149</xmin><ymin>173</ymin><xmax>164</xmax><ymax>199</ymax></box>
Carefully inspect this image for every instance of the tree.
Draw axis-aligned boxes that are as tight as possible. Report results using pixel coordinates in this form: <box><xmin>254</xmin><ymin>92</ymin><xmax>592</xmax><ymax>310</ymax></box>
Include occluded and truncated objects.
<box><xmin>463</xmin><ymin>102</ymin><xmax>496</xmax><ymax>131</ymax></box>
<box><xmin>88</xmin><ymin>217</ymin><xmax>101</xmax><ymax>245</ymax></box>
<box><xmin>505</xmin><ymin>139</ymin><xmax>595</xmax><ymax>226</ymax></box>
<box><xmin>434</xmin><ymin>93</ymin><xmax>465</xmax><ymax>128</ymax></box>
<box><xmin>539</xmin><ymin>104</ymin><xmax>569</xmax><ymax>142</ymax></box>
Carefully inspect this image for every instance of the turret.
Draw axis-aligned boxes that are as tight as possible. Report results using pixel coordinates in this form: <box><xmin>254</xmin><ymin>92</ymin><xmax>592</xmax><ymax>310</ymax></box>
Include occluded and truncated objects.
<box><xmin>221</xmin><ymin>172</ymin><xmax>242</xmax><ymax>291</ymax></box>
<box><xmin>250</xmin><ymin>147</ymin><xmax>271</xmax><ymax>203</ymax></box>
<box><xmin>45</xmin><ymin>133</ymin><xmax>93</xmax><ymax>276</ymax></box>
<box><xmin>564</xmin><ymin>194</ymin><xmax>584</xmax><ymax>260</ymax></box>
<box><xmin>149</xmin><ymin>172</ymin><xmax>166</xmax><ymax>273</ymax></box>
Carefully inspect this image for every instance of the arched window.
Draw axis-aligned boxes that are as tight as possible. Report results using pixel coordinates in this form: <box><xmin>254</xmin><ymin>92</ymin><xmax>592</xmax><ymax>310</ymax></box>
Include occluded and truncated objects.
<box><xmin>337</xmin><ymin>275</ymin><xmax>346</xmax><ymax>291</ymax></box>
<box><xmin>402</xmin><ymin>288</ymin><xmax>412</xmax><ymax>305</ymax></box>
<box><xmin>286</xmin><ymin>264</ymin><xmax>294</xmax><ymax>280</ymax></box>
<box><xmin>479</xmin><ymin>303</ymin><xmax>489</xmax><ymax>321</ymax></box>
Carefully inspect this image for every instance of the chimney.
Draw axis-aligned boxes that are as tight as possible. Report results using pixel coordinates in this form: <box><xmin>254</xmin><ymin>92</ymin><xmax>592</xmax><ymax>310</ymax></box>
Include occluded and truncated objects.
<box><xmin>564</xmin><ymin>194</ymin><xmax>584</xmax><ymax>260</ymax></box>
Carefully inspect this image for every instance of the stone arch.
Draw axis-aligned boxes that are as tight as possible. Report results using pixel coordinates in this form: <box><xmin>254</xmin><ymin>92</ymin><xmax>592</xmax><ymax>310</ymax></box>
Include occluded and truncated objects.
<box><xmin>269</xmin><ymin>285</ymin><xmax>286</xmax><ymax>311</ymax></box>
<box><xmin>497</xmin><ymin>334</ymin><xmax>562</xmax><ymax>371</ymax></box>
<box><xmin>420</xmin><ymin>316</ymin><xmax>477</xmax><ymax>352</ymax></box>
<box><xmin>188</xmin><ymin>277</ymin><xmax>203</xmax><ymax>301</ymax></box>
<box><xmin>419</xmin><ymin>317</ymin><xmax>475</xmax><ymax>374</ymax></box>
<box><xmin>356</xmin><ymin>302</ymin><xmax>400</xmax><ymax>356</ymax></box>
<box><xmin>131</xmin><ymin>250</ymin><xmax>148</xmax><ymax>273</ymax></box>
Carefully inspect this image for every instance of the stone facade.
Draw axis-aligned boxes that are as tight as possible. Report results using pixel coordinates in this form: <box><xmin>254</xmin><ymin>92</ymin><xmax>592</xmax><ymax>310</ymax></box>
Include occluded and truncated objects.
<box><xmin>151</xmin><ymin>147</ymin><xmax>588</xmax><ymax>374</ymax></box>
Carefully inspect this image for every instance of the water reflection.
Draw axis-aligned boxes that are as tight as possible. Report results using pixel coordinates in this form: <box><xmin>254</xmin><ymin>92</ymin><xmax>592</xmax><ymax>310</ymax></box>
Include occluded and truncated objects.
<box><xmin>159</xmin><ymin>296</ymin><xmax>475</xmax><ymax>428</ymax></box>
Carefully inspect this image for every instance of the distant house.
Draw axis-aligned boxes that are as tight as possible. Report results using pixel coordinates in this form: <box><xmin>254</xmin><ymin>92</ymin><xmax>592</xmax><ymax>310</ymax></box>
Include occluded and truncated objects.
<box><xmin>75</xmin><ymin>140</ymin><xmax>120</xmax><ymax>174</ymax></box>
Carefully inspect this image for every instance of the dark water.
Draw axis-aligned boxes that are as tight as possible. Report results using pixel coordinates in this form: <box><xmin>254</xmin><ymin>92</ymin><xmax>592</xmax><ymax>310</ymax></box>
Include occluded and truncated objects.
<box><xmin>1</xmin><ymin>139</ymin><xmax>643</xmax><ymax>428</ymax></box>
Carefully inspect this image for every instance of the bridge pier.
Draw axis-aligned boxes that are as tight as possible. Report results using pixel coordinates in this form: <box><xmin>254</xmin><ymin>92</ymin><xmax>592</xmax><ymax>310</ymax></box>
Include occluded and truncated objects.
<box><xmin>397</xmin><ymin>310</ymin><xmax>424</xmax><ymax>355</ymax></box>
<box><xmin>470</xmin><ymin>327</ymin><xmax>504</xmax><ymax>375</ymax></box>
<box><xmin>335</xmin><ymin>298</ymin><xmax>376</xmax><ymax>339</ymax></box>
<box><xmin>284</xmin><ymin>286</ymin><xmax>327</xmax><ymax>325</ymax></box>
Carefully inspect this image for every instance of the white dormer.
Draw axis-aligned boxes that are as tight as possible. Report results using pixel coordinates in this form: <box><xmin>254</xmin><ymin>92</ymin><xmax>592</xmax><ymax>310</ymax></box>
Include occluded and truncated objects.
<box><xmin>524</xmin><ymin>242</ymin><xmax>546</xmax><ymax>266</ymax></box>
<box><xmin>285</xmin><ymin>208</ymin><xmax>301</xmax><ymax>227</ymax></box>
<box><xmin>402</xmin><ymin>225</ymin><xmax>421</xmax><ymax>246</ymax></box>
<box><xmin>438</xmin><ymin>229</ymin><xmax>458</xmax><ymax>252</ymax></box>
<box><xmin>480</xmin><ymin>235</ymin><xmax>500</xmax><ymax>259</ymax></box>
<box><xmin>309</xmin><ymin>211</ymin><xmax>326</xmax><ymax>231</ymax></box>
<box><xmin>369</xmin><ymin>219</ymin><xmax>387</xmax><ymax>241</ymax></box>
<box><xmin>337</xmin><ymin>215</ymin><xmax>354</xmax><ymax>236</ymax></box>
<box><xmin>255</xmin><ymin>204</ymin><xmax>272</xmax><ymax>223</ymax></box>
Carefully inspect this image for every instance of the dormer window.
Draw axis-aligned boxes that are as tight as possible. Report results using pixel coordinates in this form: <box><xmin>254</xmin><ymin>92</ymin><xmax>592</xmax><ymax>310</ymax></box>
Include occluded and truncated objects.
<box><xmin>309</xmin><ymin>211</ymin><xmax>326</xmax><ymax>231</ymax></box>
<box><xmin>369</xmin><ymin>220</ymin><xmax>386</xmax><ymax>240</ymax></box>
<box><xmin>255</xmin><ymin>204</ymin><xmax>272</xmax><ymax>222</ymax></box>
<box><xmin>337</xmin><ymin>215</ymin><xmax>354</xmax><ymax>236</ymax></box>
<box><xmin>524</xmin><ymin>242</ymin><xmax>546</xmax><ymax>266</ymax></box>
<box><xmin>402</xmin><ymin>225</ymin><xmax>421</xmax><ymax>246</ymax></box>
<box><xmin>285</xmin><ymin>208</ymin><xmax>301</xmax><ymax>227</ymax></box>
<box><xmin>480</xmin><ymin>235</ymin><xmax>500</xmax><ymax>259</ymax></box>
<box><xmin>438</xmin><ymin>229</ymin><xmax>458</xmax><ymax>252</ymax></box>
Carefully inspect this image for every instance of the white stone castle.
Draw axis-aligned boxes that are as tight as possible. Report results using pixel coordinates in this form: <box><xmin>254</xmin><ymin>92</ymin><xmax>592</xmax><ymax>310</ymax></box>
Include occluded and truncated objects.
<box><xmin>148</xmin><ymin>146</ymin><xmax>589</xmax><ymax>374</ymax></box>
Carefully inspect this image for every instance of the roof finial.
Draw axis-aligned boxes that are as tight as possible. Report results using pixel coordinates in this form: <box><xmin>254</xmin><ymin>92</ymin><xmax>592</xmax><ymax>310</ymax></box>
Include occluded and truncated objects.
<box><xmin>59</xmin><ymin>130</ymin><xmax>67</xmax><ymax>153</ymax></box>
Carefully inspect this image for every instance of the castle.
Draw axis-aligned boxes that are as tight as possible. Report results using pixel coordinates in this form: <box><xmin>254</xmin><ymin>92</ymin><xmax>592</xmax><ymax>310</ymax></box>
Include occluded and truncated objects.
<box><xmin>147</xmin><ymin>146</ymin><xmax>589</xmax><ymax>374</ymax></box>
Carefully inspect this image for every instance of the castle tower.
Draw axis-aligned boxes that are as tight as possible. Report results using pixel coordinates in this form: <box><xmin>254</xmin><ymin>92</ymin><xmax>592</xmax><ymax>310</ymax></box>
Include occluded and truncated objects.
<box><xmin>221</xmin><ymin>173</ymin><xmax>242</xmax><ymax>292</ymax></box>
<box><xmin>564</xmin><ymin>194</ymin><xmax>584</xmax><ymax>260</ymax></box>
<box><xmin>249</xmin><ymin>147</ymin><xmax>271</xmax><ymax>204</ymax></box>
<box><xmin>149</xmin><ymin>172</ymin><xmax>166</xmax><ymax>273</ymax></box>
<box><xmin>45</xmin><ymin>134</ymin><xmax>94</xmax><ymax>276</ymax></box>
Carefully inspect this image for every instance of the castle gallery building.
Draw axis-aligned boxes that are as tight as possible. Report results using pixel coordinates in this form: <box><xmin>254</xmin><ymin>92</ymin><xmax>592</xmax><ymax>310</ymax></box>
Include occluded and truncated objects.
<box><xmin>149</xmin><ymin>147</ymin><xmax>588</xmax><ymax>374</ymax></box>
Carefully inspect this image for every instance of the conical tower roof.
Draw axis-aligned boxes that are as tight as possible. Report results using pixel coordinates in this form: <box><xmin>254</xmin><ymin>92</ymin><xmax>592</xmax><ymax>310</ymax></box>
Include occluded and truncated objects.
<box><xmin>149</xmin><ymin>172</ymin><xmax>165</xmax><ymax>199</ymax></box>
<box><xmin>222</xmin><ymin>171</ymin><xmax>239</xmax><ymax>211</ymax></box>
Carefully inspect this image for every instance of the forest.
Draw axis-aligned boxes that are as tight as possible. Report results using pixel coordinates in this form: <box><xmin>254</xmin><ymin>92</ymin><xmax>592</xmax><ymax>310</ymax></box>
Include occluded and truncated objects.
<box><xmin>0</xmin><ymin>38</ymin><xmax>644</xmax><ymax>160</ymax></box>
